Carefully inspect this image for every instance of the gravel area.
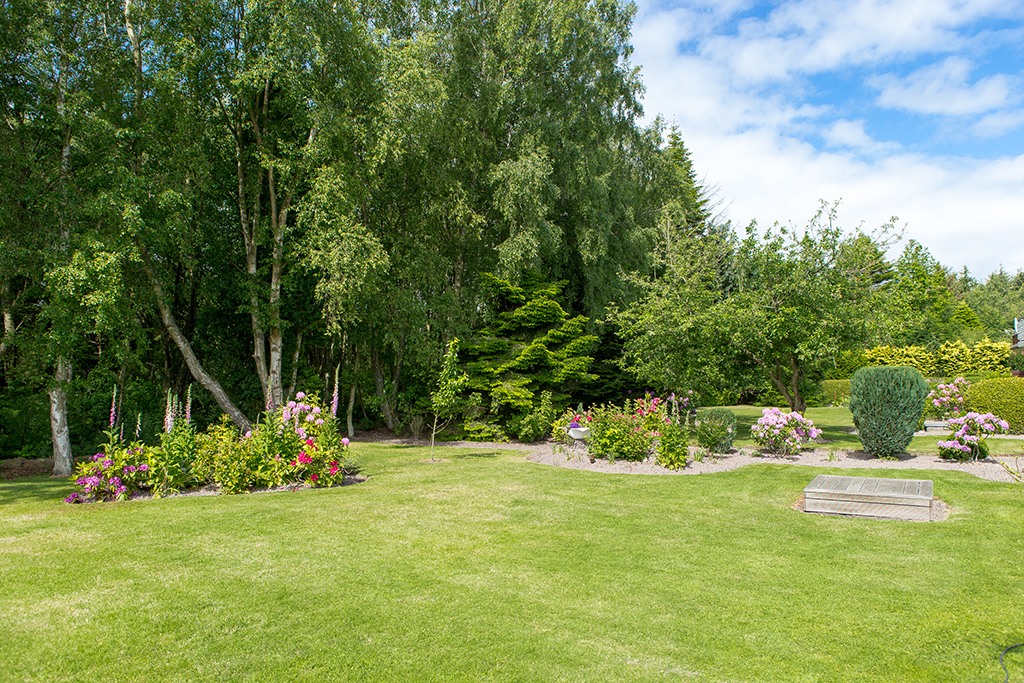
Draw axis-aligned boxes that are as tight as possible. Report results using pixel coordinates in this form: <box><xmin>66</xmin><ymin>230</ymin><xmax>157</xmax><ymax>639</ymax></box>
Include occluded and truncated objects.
<box><xmin>524</xmin><ymin>444</ymin><xmax>1022</xmax><ymax>483</ymax></box>
<box><xmin>355</xmin><ymin>429</ymin><xmax>1023</xmax><ymax>484</ymax></box>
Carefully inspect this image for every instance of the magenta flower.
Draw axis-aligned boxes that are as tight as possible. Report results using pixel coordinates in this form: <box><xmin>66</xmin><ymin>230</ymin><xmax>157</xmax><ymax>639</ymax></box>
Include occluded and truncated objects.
<box><xmin>342</xmin><ymin>437</ymin><xmax>350</xmax><ymax>447</ymax></box>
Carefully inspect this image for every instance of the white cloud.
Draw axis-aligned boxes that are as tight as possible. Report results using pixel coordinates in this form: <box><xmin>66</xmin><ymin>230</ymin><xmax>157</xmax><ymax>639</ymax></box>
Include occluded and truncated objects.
<box><xmin>694</xmin><ymin>0</ymin><xmax>1014</xmax><ymax>82</ymax></box>
<box><xmin>823</xmin><ymin>119</ymin><xmax>901</xmax><ymax>154</ymax></box>
<box><xmin>870</xmin><ymin>57</ymin><xmax>1018</xmax><ymax>115</ymax></box>
<box><xmin>630</xmin><ymin>0</ymin><xmax>1024</xmax><ymax>276</ymax></box>
<box><xmin>972</xmin><ymin>110</ymin><xmax>1024</xmax><ymax>137</ymax></box>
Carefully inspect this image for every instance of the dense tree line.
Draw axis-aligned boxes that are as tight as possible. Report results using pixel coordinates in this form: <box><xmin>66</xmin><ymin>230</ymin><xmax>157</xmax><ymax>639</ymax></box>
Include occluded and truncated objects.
<box><xmin>1</xmin><ymin>0</ymin><xmax>702</xmax><ymax>470</ymax></box>
<box><xmin>2</xmin><ymin>1</ymin><xmax>1021</xmax><ymax>470</ymax></box>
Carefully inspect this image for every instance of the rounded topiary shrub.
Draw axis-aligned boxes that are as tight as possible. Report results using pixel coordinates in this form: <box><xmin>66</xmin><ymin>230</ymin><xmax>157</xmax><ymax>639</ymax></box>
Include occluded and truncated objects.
<box><xmin>966</xmin><ymin>377</ymin><xmax>1024</xmax><ymax>434</ymax></box>
<box><xmin>849</xmin><ymin>366</ymin><xmax>929</xmax><ymax>457</ymax></box>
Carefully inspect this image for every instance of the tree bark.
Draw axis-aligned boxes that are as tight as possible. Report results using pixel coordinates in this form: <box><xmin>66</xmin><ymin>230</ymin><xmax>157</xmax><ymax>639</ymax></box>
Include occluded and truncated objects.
<box><xmin>141</xmin><ymin>251</ymin><xmax>252</xmax><ymax>430</ymax></box>
<box><xmin>370</xmin><ymin>344</ymin><xmax>403</xmax><ymax>431</ymax></box>
<box><xmin>50</xmin><ymin>43</ymin><xmax>74</xmax><ymax>477</ymax></box>
<box><xmin>49</xmin><ymin>359</ymin><xmax>73</xmax><ymax>477</ymax></box>
<box><xmin>346</xmin><ymin>348</ymin><xmax>359</xmax><ymax>438</ymax></box>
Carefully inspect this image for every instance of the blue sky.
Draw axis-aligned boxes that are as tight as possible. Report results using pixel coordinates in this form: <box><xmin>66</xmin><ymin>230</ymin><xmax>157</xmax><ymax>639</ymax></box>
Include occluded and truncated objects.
<box><xmin>631</xmin><ymin>0</ymin><xmax>1024</xmax><ymax>277</ymax></box>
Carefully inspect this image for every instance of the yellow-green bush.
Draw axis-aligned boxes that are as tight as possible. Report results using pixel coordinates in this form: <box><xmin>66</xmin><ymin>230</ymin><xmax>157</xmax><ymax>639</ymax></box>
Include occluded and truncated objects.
<box><xmin>820</xmin><ymin>379</ymin><xmax>851</xmax><ymax>406</ymax></box>
<box><xmin>862</xmin><ymin>345</ymin><xmax>938</xmax><ymax>377</ymax></box>
<box><xmin>965</xmin><ymin>378</ymin><xmax>1024</xmax><ymax>434</ymax></box>
<box><xmin>862</xmin><ymin>339</ymin><xmax>1012</xmax><ymax>379</ymax></box>
<box><xmin>967</xmin><ymin>339</ymin><xmax>1012</xmax><ymax>373</ymax></box>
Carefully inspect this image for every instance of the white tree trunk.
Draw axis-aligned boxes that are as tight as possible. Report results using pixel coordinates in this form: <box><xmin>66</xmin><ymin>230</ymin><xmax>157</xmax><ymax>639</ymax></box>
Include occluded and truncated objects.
<box><xmin>49</xmin><ymin>359</ymin><xmax>73</xmax><ymax>477</ymax></box>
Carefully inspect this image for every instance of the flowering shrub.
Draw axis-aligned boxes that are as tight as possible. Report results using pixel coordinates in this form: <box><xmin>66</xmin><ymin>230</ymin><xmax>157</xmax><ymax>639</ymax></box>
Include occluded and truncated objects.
<box><xmin>694</xmin><ymin>408</ymin><xmax>736</xmax><ymax>454</ymax></box>
<box><xmin>937</xmin><ymin>411</ymin><xmax>1009</xmax><ymax>461</ymax></box>
<box><xmin>927</xmin><ymin>377</ymin><xmax>970</xmax><ymax>420</ymax></box>
<box><xmin>64</xmin><ymin>452</ymin><xmax>150</xmax><ymax>504</ymax></box>
<box><xmin>750</xmin><ymin>408</ymin><xmax>822</xmax><ymax>456</ymax></box>
<box><xmin>588</xmin><ymin>405</ymin><xmax>653</xmax><ymax>462</ymax></box>
<box><xmin>66</xmin><ymin>390</ymin><xmax>358</xmax><ymax>503</ymax></box>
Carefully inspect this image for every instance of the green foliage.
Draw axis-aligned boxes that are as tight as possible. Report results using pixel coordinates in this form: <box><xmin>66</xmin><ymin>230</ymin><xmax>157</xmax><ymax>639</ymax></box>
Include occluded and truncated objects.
<box><xmin>694</xmin><ymin>408</ymin><xmax>737</xmax><ymax>453</ymax></box>
<box><xmin>615</xmin><ymin>201</ymin><xmax>891</xmax><ymax>413</ymax></box>
<box><xmin>463</xmin><ymin>274</ymin><xmax>598</xmax><ymax>435</ymax></box>
<box><xmin>461</xmin><ymin>420</ymin><xmax>509</xmax><ymax>443</ymax></box>
<box><xmin>951</xmin><ymin>302</ymin><xmax>983</xmax><ymax>329</ymax></box>
<box><xmin>820</xmin><ymin>380</ymin><xmax>851</xmax><ymax>406</ymax></box>
<box><xmin>194</xmin><ymin>418</ymin><xmax>262</xmax><ymax>495</ymax></box>
<box><xmin>823</xmin><ymin>349</ymin><xmax>867</xmax><ymax>380</ymax></box>
<box><xmin>860</xmin><ymin>339</ymin><xmax>1011</xmax><ymax>379</ymax></box>
<box><xmin>863</xmin><ymin>345</ymin><xmax>938</xmax><ymax>377</ymax></box>
<box><xmin>510</xmin><ymin>391</ymin><xmax>556</xmax><ymax>442</ymax></box>
<box><xmin>151</xmin><ymin>423</ymin><xmax>199</xmax><ymax>497</ymax></box>
<box><xmin>849</xmin><ymin>366</ymin><xmax>929</xmax><ymax>457</ymax></box>
<box><xmin>654</xmin><ymin>420</ymin><xmax>688</xmax><ymax>470</ymax></box>
<box><xmin>1007</xmin><ymin>354</ymin><xmax>1024</xmax><ymax>372</ymax></box>
<box><xmin>966</xmin><ymin>378</ymin><xmax>1024</xmax><ymax>434</ymax></box>
<box><xmin>587</xmin><ymin>405</ymin><xmax>652</xmax><ymax>462</ymax></box>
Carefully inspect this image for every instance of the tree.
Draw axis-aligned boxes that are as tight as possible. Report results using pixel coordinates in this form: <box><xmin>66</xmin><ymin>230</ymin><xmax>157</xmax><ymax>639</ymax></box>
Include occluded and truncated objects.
<box><xmin>616</xmin><ymin>201</ymin><xmax>895</xmax><ymax>413</ymax></box>
<box><xmin>429</xmin><ymin>338</ymin><xmax>468</xmax><ymax>462</ymax></box>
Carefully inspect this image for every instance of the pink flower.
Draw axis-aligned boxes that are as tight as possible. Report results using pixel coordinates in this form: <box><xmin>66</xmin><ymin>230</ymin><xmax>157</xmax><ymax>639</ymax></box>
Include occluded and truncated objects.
<box><xmin>296</xmin><ymin>392</ymin><xmax>306</xmax><ymax>399</ymax></box>
<box><xmin>342</xmin><ymin>438</ymin><xmax>350</xmax><ymax>447</ymax></box>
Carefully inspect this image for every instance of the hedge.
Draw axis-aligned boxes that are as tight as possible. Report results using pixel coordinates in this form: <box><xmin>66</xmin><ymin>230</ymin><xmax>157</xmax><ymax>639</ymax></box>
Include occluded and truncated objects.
<box><xmin>858</xmin><ymin>339</ymin><xmax>1012</xmax><ymax>379</ymax></box>
<box><xmin>820</xmin><ymin>379</ymin><xmax>851</xmax><ymax>406</ymax></box>
<box><xmin>966</xmin><ymin>377</ymin><xmax>1024</xmax><ymax>434</ymax></box>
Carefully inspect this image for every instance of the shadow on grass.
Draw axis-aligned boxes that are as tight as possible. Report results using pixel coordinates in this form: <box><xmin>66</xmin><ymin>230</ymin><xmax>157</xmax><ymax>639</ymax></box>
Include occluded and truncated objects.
<box><xmin>447</xmin><ymin>450</ymin><xmax>502</xmax><ymax>460</ymax></box>
<box><xmin>0</xmin><ymin>475</ymin><xmax>70</xmax><ymax>507</ymax></box>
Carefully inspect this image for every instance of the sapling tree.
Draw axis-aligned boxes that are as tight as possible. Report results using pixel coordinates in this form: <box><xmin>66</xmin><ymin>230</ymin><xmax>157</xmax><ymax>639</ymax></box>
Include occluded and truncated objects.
<box><xmin>430</xmin><ymin>338</ymin><xmax>469</xmax><ymax>462</ymax></box>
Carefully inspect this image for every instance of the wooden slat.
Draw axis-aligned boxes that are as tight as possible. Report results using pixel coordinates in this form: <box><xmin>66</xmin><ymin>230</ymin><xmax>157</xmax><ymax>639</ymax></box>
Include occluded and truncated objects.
<box><xmin>803</xmin><ymin>475</ymin><xmax>934</xmax><ymax>521</ymax></box>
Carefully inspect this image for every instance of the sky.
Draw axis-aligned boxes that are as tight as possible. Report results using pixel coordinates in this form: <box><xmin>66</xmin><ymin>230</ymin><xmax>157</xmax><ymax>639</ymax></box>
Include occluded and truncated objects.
<box><xmin>630</xmin><ymin>0</ymin><xmax>1024</xmax><ymax>279</ymax></box>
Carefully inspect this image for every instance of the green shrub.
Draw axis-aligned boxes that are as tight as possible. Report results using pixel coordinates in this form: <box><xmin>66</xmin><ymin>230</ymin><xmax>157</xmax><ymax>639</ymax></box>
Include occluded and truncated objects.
<box><xmin>461</xmin><ymin>420</ymin><xmax>509</xmax><ymax>442</ymax></box>
<box><xmin>510</xmin><ymin>391</ymin><xmax>556</xmax><ymax>442</ymax></box>
<box><xmin>694</xmin><ymin>408</ymin><xmax>736</xmax><ymax>453</ymax></box>
<box><xmin>849</xmin><ymin>366</ymin><xmax>929</xmax><ymax>457</ymax></box>
<box><xmin>1007</xmin><ymin>354</ymin><xmax>1024</xmax><ymax>372</ymax></box>
<box><xmin>820</xmin><ymin>379</ymin><xmax>851</xmax><ymax>406</ymax></box>
<box><xmin>588</xmin><ymin>405</ymin><xmax>651</xmax><ymax>462</ymax></box>
<box><xmin>195</xmin><ymin>417</ymin><xmax>262</xmax><ymax>494</ymax></box>
<box><xmin>863</xmin><ymin>345</ymin><xmax>938</xmax><ymax>377</ymax></box>
<box><xmin>966</xmin><ymin>377</ymin><xmax>1024</xmax><ymax>434</ymax></box>
<box><xmin>655</xmin><ymin>420</ymin><xmax>688</xmax><ymax>470</ymax></box>
<box><xmin>824</xmin><ymin>349</ymin><xmax>867</xmax><ymax>380</ymax></box>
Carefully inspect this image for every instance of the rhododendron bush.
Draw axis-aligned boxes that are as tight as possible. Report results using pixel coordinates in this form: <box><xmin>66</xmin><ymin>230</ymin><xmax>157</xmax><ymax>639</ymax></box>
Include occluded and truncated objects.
<box><xmin>937</xmin><ymin>411</ymin><xmax>1009</xmax><ymax>461</ymax></box>
<box><xmin>750</xmin><ymin>408</ymin><xmax>822</xmax><ymax>456</ymax></box>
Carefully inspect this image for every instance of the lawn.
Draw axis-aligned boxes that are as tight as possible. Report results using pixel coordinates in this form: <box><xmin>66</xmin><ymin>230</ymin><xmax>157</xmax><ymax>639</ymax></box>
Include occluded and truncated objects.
<box><xmin>2</xmin><ymin>442</ymin><xmax>1024</xmax><ymax>682</ymax></box>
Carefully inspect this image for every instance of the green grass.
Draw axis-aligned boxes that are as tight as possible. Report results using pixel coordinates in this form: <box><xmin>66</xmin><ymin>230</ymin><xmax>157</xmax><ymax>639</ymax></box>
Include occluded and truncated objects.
<box><xmin>725</xmin><ymin>405</ymin><xmax>1024</xmax><ymax>456</ymax></box>
<box><xmin>3</xmin><ymin>443</ymin><xmax>1024</xmax><ymax>681</ymax></box>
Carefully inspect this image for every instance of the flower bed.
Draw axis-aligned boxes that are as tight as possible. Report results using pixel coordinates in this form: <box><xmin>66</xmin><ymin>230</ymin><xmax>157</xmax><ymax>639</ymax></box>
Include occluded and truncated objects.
<box><xmin>65</xmin><ymin>390</ymin><xmax>359</xmax><ymax>503</ymax></box>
